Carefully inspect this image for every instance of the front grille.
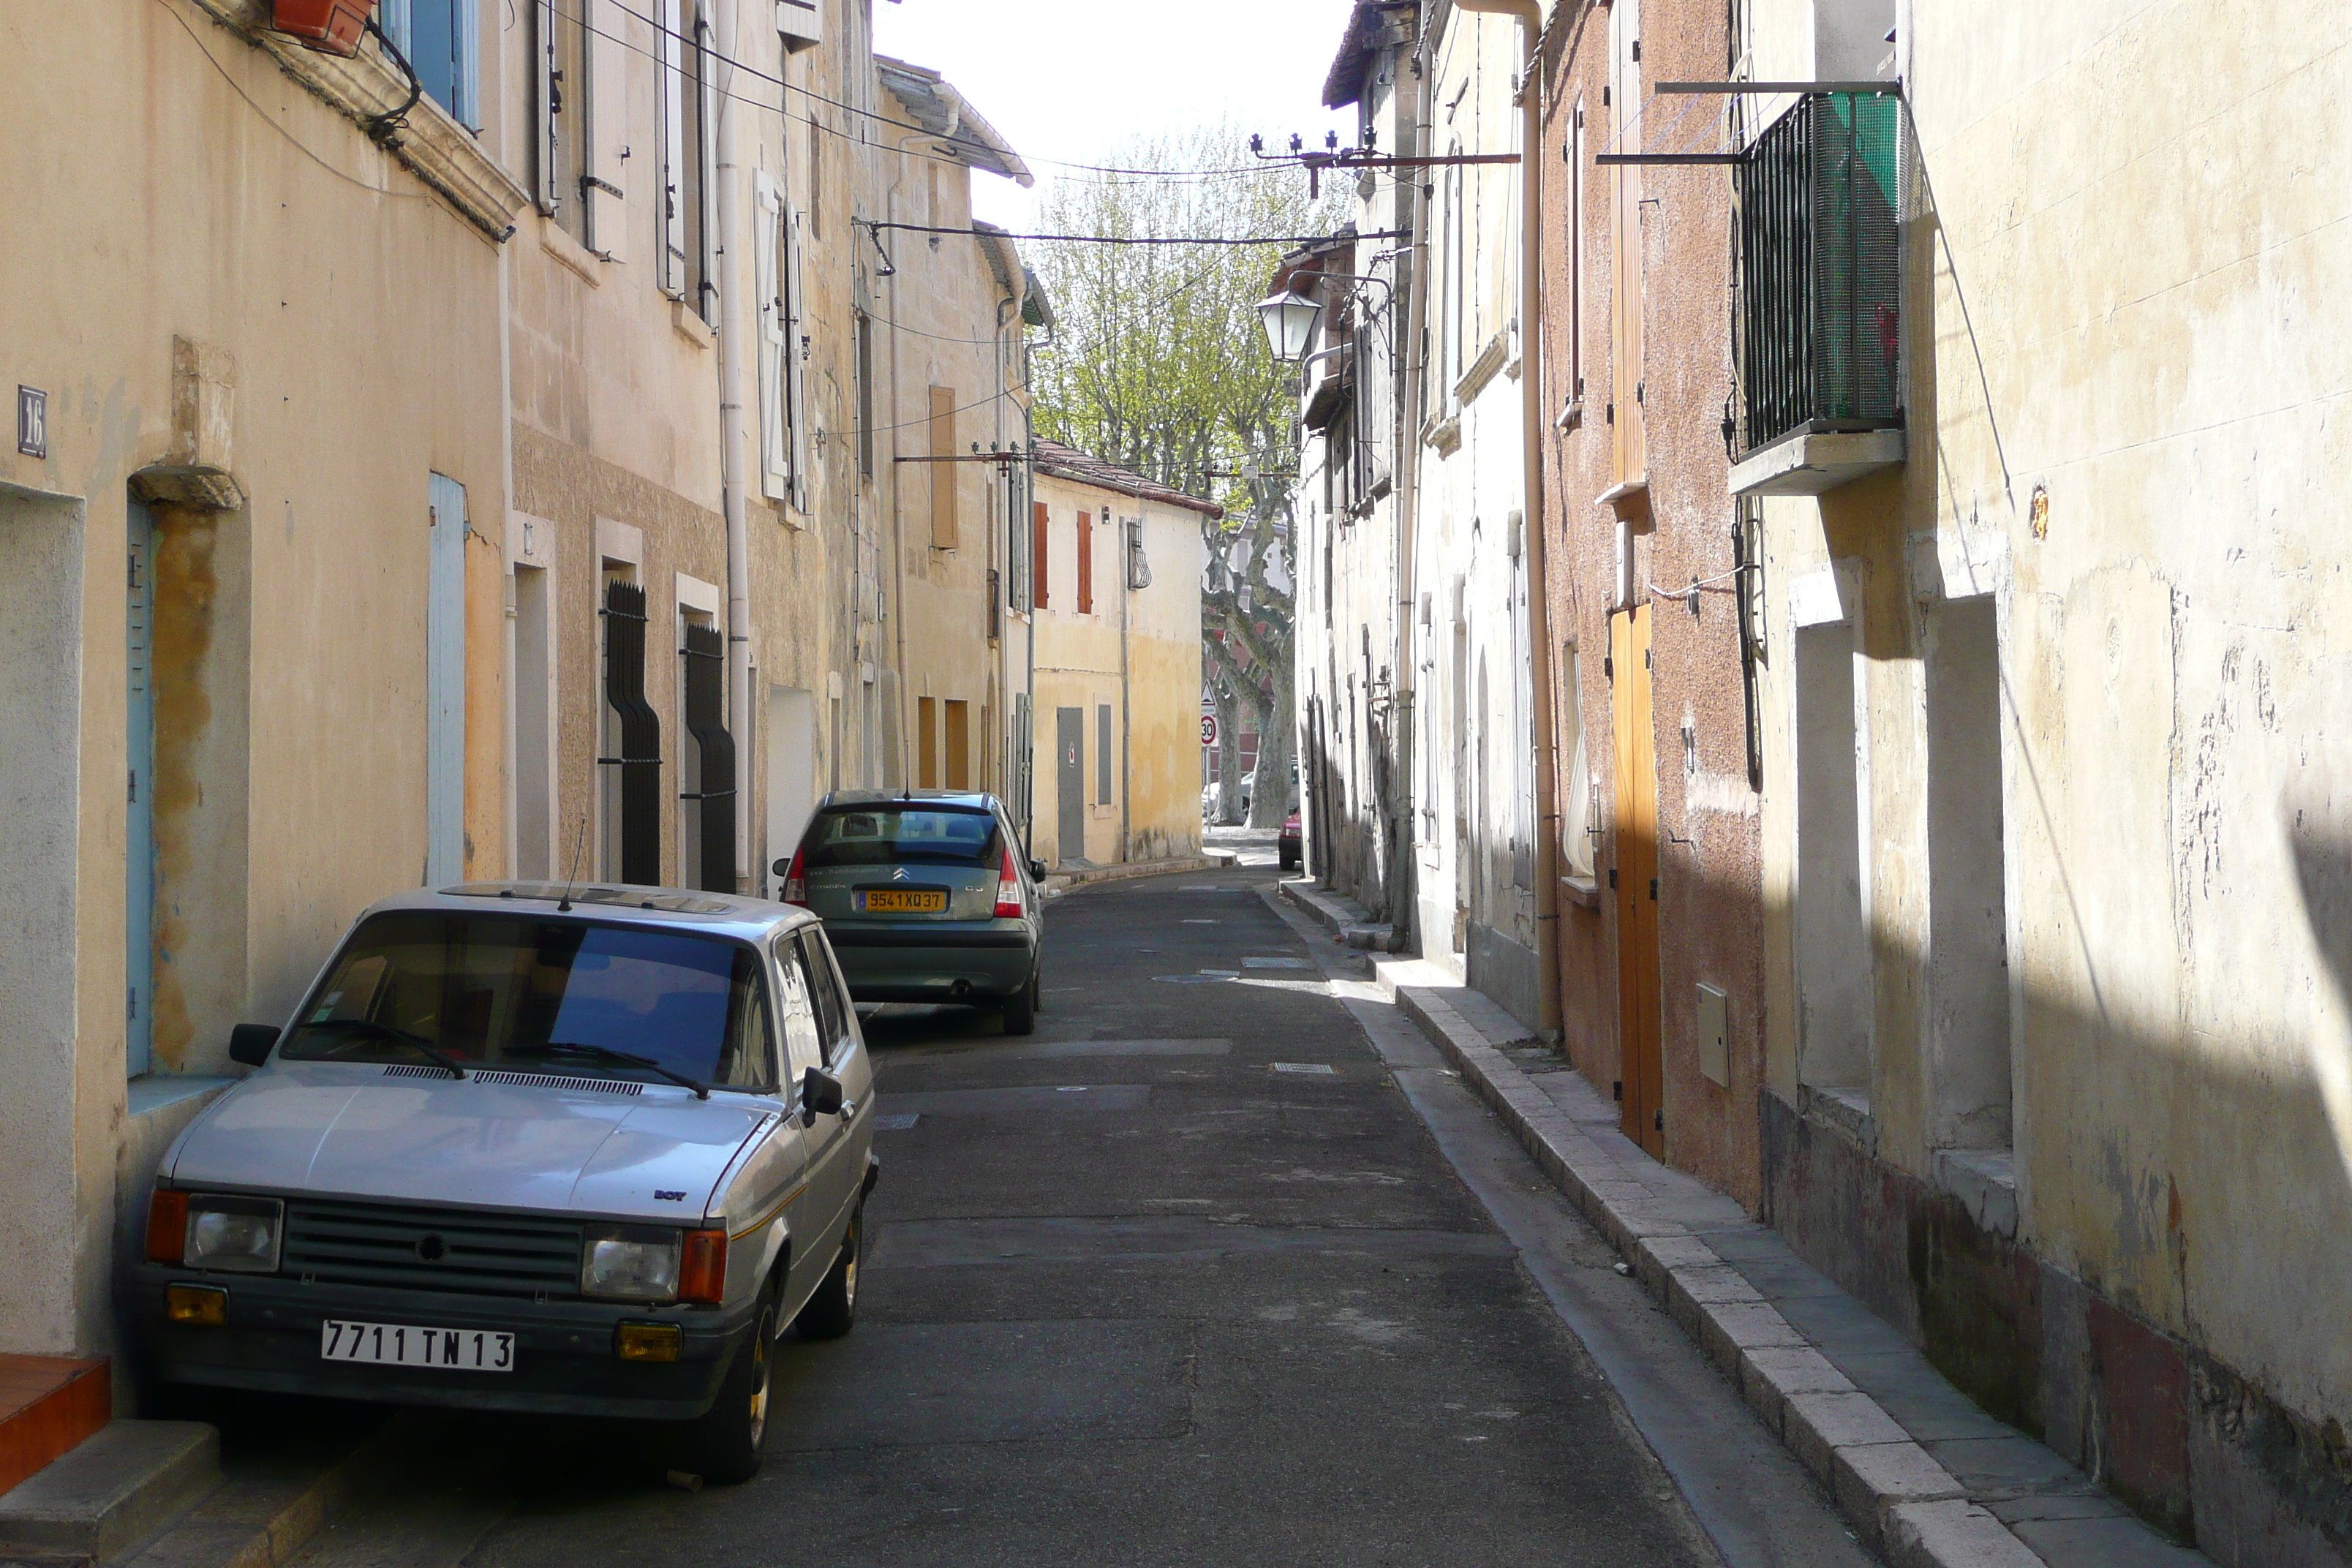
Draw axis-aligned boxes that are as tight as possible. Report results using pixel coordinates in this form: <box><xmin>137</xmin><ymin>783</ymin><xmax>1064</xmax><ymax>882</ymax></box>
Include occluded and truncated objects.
<box><xmin>282</xmin><ymin>1198</ymin><xmax>585</xmax><ymax>1299</ymax></box>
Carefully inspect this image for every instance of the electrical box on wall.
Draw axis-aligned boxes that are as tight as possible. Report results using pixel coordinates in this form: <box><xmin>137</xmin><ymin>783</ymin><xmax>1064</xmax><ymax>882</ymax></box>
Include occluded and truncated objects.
<box><xmin>1697</xmin><ymin>983</ymin><xmax>1729</xmax><ymax>1087</ymax></box>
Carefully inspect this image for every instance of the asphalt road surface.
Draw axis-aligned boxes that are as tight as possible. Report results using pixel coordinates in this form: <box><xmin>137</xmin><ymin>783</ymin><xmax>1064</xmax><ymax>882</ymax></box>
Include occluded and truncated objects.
<box><xmin>285</xmin><ymin>866</ymin><xmax>1874</xmax><ymax>1568</ymax></box>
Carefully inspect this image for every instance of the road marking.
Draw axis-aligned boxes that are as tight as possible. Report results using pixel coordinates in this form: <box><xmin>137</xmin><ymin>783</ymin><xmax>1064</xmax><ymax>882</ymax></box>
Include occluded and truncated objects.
<box><xmin>1271</xmin><ymin>1062</ymin><xmax>1337</xmax><ymax>1075</ymax></box>
<box><xmin>1243</xmin><ymin>957</ymin><xmax>1311</xmax><ymax>969</ymax></box>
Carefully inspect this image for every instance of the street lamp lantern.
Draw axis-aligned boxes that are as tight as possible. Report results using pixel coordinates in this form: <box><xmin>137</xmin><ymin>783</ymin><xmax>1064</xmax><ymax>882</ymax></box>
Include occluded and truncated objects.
<box><xmin>1256</xmin><ymin>287</ymin><xmax>1323</xmax><ymax>363</ymax></box>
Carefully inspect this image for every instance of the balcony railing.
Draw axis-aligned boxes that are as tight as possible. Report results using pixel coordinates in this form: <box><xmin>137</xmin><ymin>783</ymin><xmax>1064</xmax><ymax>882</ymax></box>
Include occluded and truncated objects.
<box><xmin>1736</xmin><ymin>92</ymin><xmax>1904</xmax><ymax>459</ymax></box>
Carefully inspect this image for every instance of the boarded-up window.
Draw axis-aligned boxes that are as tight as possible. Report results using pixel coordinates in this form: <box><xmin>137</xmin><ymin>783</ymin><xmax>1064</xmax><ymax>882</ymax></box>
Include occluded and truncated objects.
<box><xmin>1032</xmin><ymin>501</ymin><xmax>1050</xmax><ymax>607</ymax></box>
<box><xmin>928</xmin><ymin>386</ymin><xmax>956</xmax><ymax>549</ymax></box>
<box><xmin>1096</xmin><ymin>704</ymin><xmax>1114</xmax><ymax>804</ymax></box>
<box><xmin>1077</xmin><ymin>510</ymin><xmax>1093</xmax><ymax>614</ymax></box>
<box><xmin>944</xmin><ymin>700</ymin><xmax>970</xmax><ymax>789</ymax></box>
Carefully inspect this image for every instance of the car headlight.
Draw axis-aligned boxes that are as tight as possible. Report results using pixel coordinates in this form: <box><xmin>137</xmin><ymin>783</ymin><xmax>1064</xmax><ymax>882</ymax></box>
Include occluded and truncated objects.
<box><xmin>581</xmin><ymin>1226</ymin><xmax>682</xmax><ymax>1302</ymax></box>
<box><xmin>183</xmin><ymin>1195</ymin><xmax>284</xmax><ymax>1274</ymax></box>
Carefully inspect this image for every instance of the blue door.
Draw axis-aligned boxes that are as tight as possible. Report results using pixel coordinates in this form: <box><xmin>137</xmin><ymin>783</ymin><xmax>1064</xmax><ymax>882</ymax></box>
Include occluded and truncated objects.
<box><xmin>127</xmin><ymin>501</ymin><xmax>156</xmax><ymax>1077</ymax></box>
<box><xmin>427</xmin><ymin>474</ymin><xmax>467</xmax><ymax>885</ymax></box>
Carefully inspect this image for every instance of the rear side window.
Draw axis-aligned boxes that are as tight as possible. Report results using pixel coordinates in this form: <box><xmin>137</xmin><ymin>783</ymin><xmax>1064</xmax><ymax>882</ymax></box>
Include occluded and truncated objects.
<box><xmin>803</xmin><ymin>807</ymin><xmax>1000</xmax><ymax>868</ymax></box>
<box><xmin>790</xmin><ymin>931</ymin><xmax>851</xmax><ymax>1064</ymax></box>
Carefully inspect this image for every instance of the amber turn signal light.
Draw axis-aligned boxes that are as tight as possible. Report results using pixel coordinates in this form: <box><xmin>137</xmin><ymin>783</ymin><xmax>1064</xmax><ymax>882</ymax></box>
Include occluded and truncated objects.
<box><xmin>165</xmin><ymin>1284</ymin><xmax>226</xmax><ymax>1326</ymax></box>
<box><xmin>147</xmin><ymin>1189</ymin><xmax>189</xmax><ymax>1265</ymax></box>
<box><xmin>679</xmin><ymin>1229</ymin><xmax>728</xmax><ymax>1305</ymax></box>
<box><xmin>614</xmin><ymin>1322</ymin><xmax>682</xmax><ymax>1362</ymax></box>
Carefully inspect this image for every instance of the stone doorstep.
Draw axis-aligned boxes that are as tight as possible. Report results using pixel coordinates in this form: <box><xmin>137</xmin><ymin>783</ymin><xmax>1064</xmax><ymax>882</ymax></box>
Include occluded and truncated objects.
<box><xmin>0</xmin><ymin>1415</ymin><xmax>380</xmax><ymax>1568</ymax></box>
<box><xmin>1367</xmin><ymin>972</ymin><xmax>2073</xmax><ymax>1568</ymax></box>
<box><xmin>0</xmin><ymin>1422</ymin><xmax>217</xmax><ymax>1563</ymax></box>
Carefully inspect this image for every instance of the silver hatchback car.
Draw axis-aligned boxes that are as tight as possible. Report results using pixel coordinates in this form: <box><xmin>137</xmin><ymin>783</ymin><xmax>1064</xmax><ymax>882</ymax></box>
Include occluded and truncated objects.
<box><xmin>777</xmin><ymin>791</ymin><xmax>1046</xmax><ymax>1033</ymax></box>
<box><xmin>135</xmin><ymin>882</ymin><xmax>875</xmax><ymax>1484</ymax></box>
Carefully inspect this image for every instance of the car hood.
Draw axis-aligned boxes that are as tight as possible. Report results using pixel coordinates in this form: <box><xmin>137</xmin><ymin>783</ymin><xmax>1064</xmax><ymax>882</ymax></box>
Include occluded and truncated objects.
<box><xmin>167</xmin><ymin>1063</ymin><xmax>774</xmax><ymax>1222</ymax></box>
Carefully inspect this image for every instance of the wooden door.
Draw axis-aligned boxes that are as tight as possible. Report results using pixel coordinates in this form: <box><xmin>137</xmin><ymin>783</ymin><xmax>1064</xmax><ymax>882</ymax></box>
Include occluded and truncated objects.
<box><xmin>1610</xmin><ymin>606</ymin><xmax>1664</xmax><ymax>1155</ymax></box>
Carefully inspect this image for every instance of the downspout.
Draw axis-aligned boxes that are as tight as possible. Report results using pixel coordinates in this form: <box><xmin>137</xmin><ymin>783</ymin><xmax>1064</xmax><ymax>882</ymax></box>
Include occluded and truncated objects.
<box><xmin>712</xmin><ymin>0</ymin><xmax>753</xmax><ymax>887</ymax></box>
<box><xmin>1455</xmin><ymin>0</ymin><xmax>1560</xmax><ymax>1036</ymax></box>
<box><xmin>1396</xmin><ymin>29</ymin><xmax>1434</xmax><ymax>943</ymax></box>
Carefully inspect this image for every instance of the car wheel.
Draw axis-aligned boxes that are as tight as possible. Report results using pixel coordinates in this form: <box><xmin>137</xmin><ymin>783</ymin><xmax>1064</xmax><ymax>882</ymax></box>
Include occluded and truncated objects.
<box><xmin>1000</xmin><ymin>967</ymin><xmax>1038</xmax><ymax>1036</ymax></box>
<box><xmin>795</xmin><ymin>1206</ymin><xmax>861</xmax><ymax>1341</ymax></box>
<box><xmin>681</xmin><ymin>1290</ymin><xmax>776</xmax><ymax>1485</ymax></box>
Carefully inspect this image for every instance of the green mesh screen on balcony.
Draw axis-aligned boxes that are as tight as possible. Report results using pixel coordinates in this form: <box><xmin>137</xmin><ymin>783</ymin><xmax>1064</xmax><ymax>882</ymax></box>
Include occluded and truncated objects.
<box><xmin>1737</xmin><ymin>92</ymin><xmax>1904</xmax><ymax>456</ymax></box>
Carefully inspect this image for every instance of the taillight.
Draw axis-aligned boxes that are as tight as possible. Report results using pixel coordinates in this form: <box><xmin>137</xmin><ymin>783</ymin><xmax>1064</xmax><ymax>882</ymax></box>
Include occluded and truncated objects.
<box><xmin>679</xmin><ymin>1229</ymin><xmax>728</xmax><ymax>1305</ymax></box>
<box><xmin>783</xmin><ymin>845</ymin><xmax>808</xmax><ymax>907</ymax></box>
<box><xmin>994</xmin><ymin>845</ymin><xmax>1023</xmax><ymax>919</ymax></box>
<box><xmin>146</xmin><ymin>1188</ymin><xmax>189</xmax><ymax>1265</ymax></box>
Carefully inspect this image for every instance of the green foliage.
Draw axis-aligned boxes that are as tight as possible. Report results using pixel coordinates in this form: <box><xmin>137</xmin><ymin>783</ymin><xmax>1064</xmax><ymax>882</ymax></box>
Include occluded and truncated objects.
<box><xmin>1025</xmin><ymin>121</ymin><xmax>1341</xmax><ymax>524</ymax></box>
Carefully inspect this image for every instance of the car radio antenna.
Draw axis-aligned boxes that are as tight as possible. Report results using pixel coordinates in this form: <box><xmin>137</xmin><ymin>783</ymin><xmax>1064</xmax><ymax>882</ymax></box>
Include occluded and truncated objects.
<box><xmin>557</xmin><ymin>819</ymin><xmax>586</xmax><ymax>912</ymax></box>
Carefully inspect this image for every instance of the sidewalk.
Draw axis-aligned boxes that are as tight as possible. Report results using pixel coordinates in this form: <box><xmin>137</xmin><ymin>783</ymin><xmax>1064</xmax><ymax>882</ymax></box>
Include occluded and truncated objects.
<box><xmin>1278</xmin><ymin>877</ymin><xmax>2210</xmax><ymax>1568</ymax></box>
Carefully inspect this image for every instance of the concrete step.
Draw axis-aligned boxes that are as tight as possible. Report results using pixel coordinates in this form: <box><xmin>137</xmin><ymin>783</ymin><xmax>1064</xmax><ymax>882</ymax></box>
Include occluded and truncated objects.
<box><xmin>0</xmin><ymin>1422</ymin><xmax>219</xmax><ymax>1565</ymax></box>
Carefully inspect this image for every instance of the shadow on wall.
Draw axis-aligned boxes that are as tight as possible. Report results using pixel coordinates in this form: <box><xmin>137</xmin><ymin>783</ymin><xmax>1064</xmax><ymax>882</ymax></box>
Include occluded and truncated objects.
<box><xmin>1556</xmin><ymin>815</ymin><xmax>2352</xmax><ymax>1561</ymax></box>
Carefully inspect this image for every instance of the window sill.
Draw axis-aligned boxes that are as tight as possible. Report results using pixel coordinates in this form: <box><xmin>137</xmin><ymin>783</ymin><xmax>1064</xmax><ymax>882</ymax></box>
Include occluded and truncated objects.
<box><xmin>1728</xmin><ymin>429</ymin><xmax>1905</xmax><ymax>497</ymax></box>
<box><xmin>1595</xmin><ymin>477</ymin><xmax>1649</xmax><ymax>508</ymax></box>
<box><xmin>1932</xmin><ymin>1146</ymin><xmax>2019</xmax><ymax>1240</ymax></box>
<box><xmin>1801</xmin><ymin>1082</ymin><xmax>1877</xmax><ymax>1153</ymax></box>
<box><xmin>1422</xmin><ymin>413</ymin><xmax>1463</xmax><ymax>456</ymax></box>
<box><xmin>672</xmin><ymin>301</ymin><xmax>717</xmax><ymax>350</ymax></box>
<box><xmin>540</xmin><ymin>219</ymin><xmax>606</xmax><ymax>286</ymax></box>
<box><xmin>188</xmin><ymin>0</ymin><xmax>528</xmax><ymax>242</ymax></box>
<box><xmin>1455</xmin><ymin>331</ymin><xmax>1511</xmax><ymax>405</ymax></box>
<box><xmin>1558</xmin><ymin>874</ymin><xmax>1599</xmax><ymax>910</ymax></box>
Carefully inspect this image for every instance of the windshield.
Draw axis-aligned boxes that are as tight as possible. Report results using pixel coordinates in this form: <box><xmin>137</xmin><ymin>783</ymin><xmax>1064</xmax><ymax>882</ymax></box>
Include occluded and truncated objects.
<box><xmin>279</xmin><ymin>913</ymin><xmax>774</xmax><ymax>1089</ymax></box>
<box><xmin>802</xmin><ymin>806</ymin><xmax>1001</xmax><ymax>869</ymax></box>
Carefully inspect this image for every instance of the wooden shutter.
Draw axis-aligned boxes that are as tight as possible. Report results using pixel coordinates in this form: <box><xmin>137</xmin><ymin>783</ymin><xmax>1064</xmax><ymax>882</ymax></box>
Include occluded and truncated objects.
<box><xmin>783</xmin><ymin>204</ymin><xmax>809</xmax><ymax>509</ymax></box>
<box><xmin>755</xmin><ymin>174</ymin><xmax>788</xmax><ymax>500</ymax></box>
<box><xmin>1032</xmin><ymin>500</ymin><xmax>1050</xmax><ymax>607</ymax></box>
<box><xmin>585</xmin><ymin>0</ymin><xmax>627</xmax><ymax>258</ymax></box>
<box><xmin>917</xmin><ymin>696</ymin><xmax>937</xmax><ymax>788</ymax></box>
<box><xmin>1077</xmin><ymin>510</ymin><xmax>1093</xmax><ymax>614</ymax></box>
<box><xmin>928</xmin><ymin>387</ymin><xmax>957</xmax><ymax>548</ymax></box>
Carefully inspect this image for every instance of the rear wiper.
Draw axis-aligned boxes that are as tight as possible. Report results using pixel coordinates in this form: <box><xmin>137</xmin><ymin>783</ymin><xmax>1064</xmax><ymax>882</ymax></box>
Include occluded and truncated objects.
<box><xmin>298</xmin><ymin>1018</ymin><xmax>468</xmax><ymax>1079</ymax></box>
<box><xmin>514</xmin><ymin>1041</ymin><xmax>712</xmax><ymax>1100</ymax></box>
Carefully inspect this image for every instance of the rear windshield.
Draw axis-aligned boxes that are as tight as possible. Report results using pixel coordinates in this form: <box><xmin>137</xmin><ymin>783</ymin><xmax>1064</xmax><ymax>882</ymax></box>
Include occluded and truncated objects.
<box><xmin>278</xmin><ymin>913</ymin><xmax>774</xmax><ymax>1088</ymax></box>
<box><xmin>803</xmin><ymin>807</ymin><xmax>1001</xmax><ymax>868</ymax></box>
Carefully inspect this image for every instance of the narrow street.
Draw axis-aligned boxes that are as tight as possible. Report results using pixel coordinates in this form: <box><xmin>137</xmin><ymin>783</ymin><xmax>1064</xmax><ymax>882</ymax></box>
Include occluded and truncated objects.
<box><xmin>276</xmin><ymin>867</ymin><xmax>1870</xmax><ymax>1568</ymax></box>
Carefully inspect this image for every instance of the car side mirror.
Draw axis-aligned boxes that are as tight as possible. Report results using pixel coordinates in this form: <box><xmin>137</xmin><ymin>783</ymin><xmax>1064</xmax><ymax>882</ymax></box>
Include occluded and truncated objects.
<box><xmin>771</xmin><ymin>857</ymin><xmax>791</xmax><ymax>877</ymax></box>
<box><xmin>799</xmin><ymin>1065</ymin><xmax>845</xmax><ymax>1126</ymax></box>
<box><xmin>1028</xmin><ymin>859</ymin><xmax>1047</xmax><ymax>881</ymax></box>
<box><xmin>228</xmin><ymin>1024</ymin><xmax>279</xmax><ymax>1068</ymax></box>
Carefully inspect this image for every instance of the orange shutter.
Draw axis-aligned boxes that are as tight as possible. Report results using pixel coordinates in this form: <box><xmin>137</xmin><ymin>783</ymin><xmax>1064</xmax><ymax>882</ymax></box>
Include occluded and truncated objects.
<box><xmin>928</xmin><ymin>387</ymin><xmax>957</xmax><ymax>548</ymax></box>
<box><xmin>1077</xmin><ymin>510</ymin><xmax>1093</xmax><ymax>614</ymax></box>
<box><xmin>1032</xmin><ymin>501</ymin><xmax>1050</xmax><ymax>607</ymax></box>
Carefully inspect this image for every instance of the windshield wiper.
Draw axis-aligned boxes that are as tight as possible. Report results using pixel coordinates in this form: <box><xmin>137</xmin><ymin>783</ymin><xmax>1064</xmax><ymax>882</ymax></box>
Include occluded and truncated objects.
<box><xmin>296</xmin><ymin>1018</ymin><xmax>469</xmax><ymax>1079</ymax></box>
<box><xmin>513</xmin><ymin>1042</ymin><xmax>712</xmax><ymax>1100</ymax></box>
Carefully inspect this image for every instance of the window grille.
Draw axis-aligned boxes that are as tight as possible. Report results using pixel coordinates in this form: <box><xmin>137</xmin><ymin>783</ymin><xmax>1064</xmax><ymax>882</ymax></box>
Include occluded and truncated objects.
<box><xmin>599</xmin><ymin>581</ymin><xmax>663</xmax><ymax>885</ymax></box>
<box><xmin>679</xmin><ymin>620</ymin><xmax>734</xmax><ymax>892</ymax></box>
<box><xmin>1735</xmin><ymin>92</ymin><xmax>1904</xmax><ymax>457</ymax></box>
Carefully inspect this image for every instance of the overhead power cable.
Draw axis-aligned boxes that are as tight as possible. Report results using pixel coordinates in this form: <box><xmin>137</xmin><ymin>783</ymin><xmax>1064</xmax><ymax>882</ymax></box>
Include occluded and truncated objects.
<box><xmin>862</xmin><ymin>223</ymin><xmax>1407</xmax><ymax>247</ymax></box>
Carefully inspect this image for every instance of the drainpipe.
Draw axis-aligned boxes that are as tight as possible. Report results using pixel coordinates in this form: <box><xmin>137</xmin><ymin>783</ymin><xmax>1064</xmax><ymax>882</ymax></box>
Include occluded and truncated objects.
<box><xmin>1454</xmin><ymin>0</ymin><xmax>1560</xmax><ymax>1036</ymax></box>
<box><xmin>712</xmin><ymin>0</ymin><xmax>753</xmax><ymax>889</ymax></box>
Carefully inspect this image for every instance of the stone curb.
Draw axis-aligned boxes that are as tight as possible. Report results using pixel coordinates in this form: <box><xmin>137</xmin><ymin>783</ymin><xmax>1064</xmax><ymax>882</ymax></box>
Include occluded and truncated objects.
<box><xmin>1044</xmin><ymin>856</ymin><xmax>1219</xmax><ymax>897</ymax></box>
<box><xmin>1379</xmin><ymin>979</ymin><xmax>2047</xmax><ymax>1568</ymax></box>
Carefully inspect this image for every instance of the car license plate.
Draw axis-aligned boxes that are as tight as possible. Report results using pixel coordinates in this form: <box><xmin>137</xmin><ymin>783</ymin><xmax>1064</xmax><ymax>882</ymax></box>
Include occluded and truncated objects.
<box><xmin>859</xmin><ymin>889</ymin><xmax>944</xmax><ymax>913</ymax></box>
<box><xmin>321</xmin><ymin>1319</ymin><xmax>513</xmax><ymax>1372</ymax></box>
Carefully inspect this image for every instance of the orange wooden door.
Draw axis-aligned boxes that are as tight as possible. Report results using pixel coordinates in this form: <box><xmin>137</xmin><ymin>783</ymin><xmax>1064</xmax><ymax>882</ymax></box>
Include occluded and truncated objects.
<box><xmin>1611</xmin><ymin>606</ymin><xmax>1664</xmax><ymax>1155</ymax></box>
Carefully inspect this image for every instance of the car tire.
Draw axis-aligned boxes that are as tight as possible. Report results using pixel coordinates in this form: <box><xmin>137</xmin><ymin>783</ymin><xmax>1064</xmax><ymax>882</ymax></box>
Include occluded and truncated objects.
<box><xmin>1000</xmin><ymin>967</ymin><xmax>1039</xmax><ymax>1036</ymax></box>
<box><xmin>681</xmin><ymin>1290</ymin><xmax>776</xmax><ymax>1485</ymax></box>
<box><xmin>795</xmin><ymin>1206</ymin><xmax>861</xmax><ymax>1341</ymax></box>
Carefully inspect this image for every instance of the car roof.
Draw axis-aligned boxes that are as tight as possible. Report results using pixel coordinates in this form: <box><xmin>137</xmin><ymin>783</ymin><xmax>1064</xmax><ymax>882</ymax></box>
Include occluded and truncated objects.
<box><xmin>365</xmin><ymin>881</ymin><xmax>821</xmax><ymax>943</ymax></box>
<box><xmin>815</xmin><ymin>788</ymin><xmax>1001</xmax><ymax>813</ymax></box>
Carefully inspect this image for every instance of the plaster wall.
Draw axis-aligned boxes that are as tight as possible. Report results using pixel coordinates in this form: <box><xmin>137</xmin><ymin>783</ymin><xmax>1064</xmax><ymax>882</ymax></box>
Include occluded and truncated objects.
<box><xmin>1030</xmin><ymin>474</ymin><xmax>1205</xmax><ymax>870</ymax></box>
<box><xmin>0</xmin><ymin>0</ymin><xmax>511</xmax><ymax>1357</ymax></box>
<box><xmin>1746</xmin><ymin>0</ymin><xmax>2352</xmax><ymax>1553</ymax></box>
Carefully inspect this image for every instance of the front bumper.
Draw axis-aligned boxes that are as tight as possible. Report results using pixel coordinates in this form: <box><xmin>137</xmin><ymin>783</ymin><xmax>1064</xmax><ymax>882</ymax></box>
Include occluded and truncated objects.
<box><xmin>132</xmin><ymin>1268</ymin><xmax>755</xmax><ymax>1420</ymax></box>
<box><xmin>826</xmin><ymin>922</ymin><xmax>1036</xmax><ymax>1003</ymax></box>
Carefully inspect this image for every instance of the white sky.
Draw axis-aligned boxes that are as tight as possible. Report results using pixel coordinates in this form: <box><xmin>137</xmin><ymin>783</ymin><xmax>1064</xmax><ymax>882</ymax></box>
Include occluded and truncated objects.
<box><xmin>870</xmin><ymin>0</ymin><xmax>1360</xmax><ymax>230</ymax></box>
